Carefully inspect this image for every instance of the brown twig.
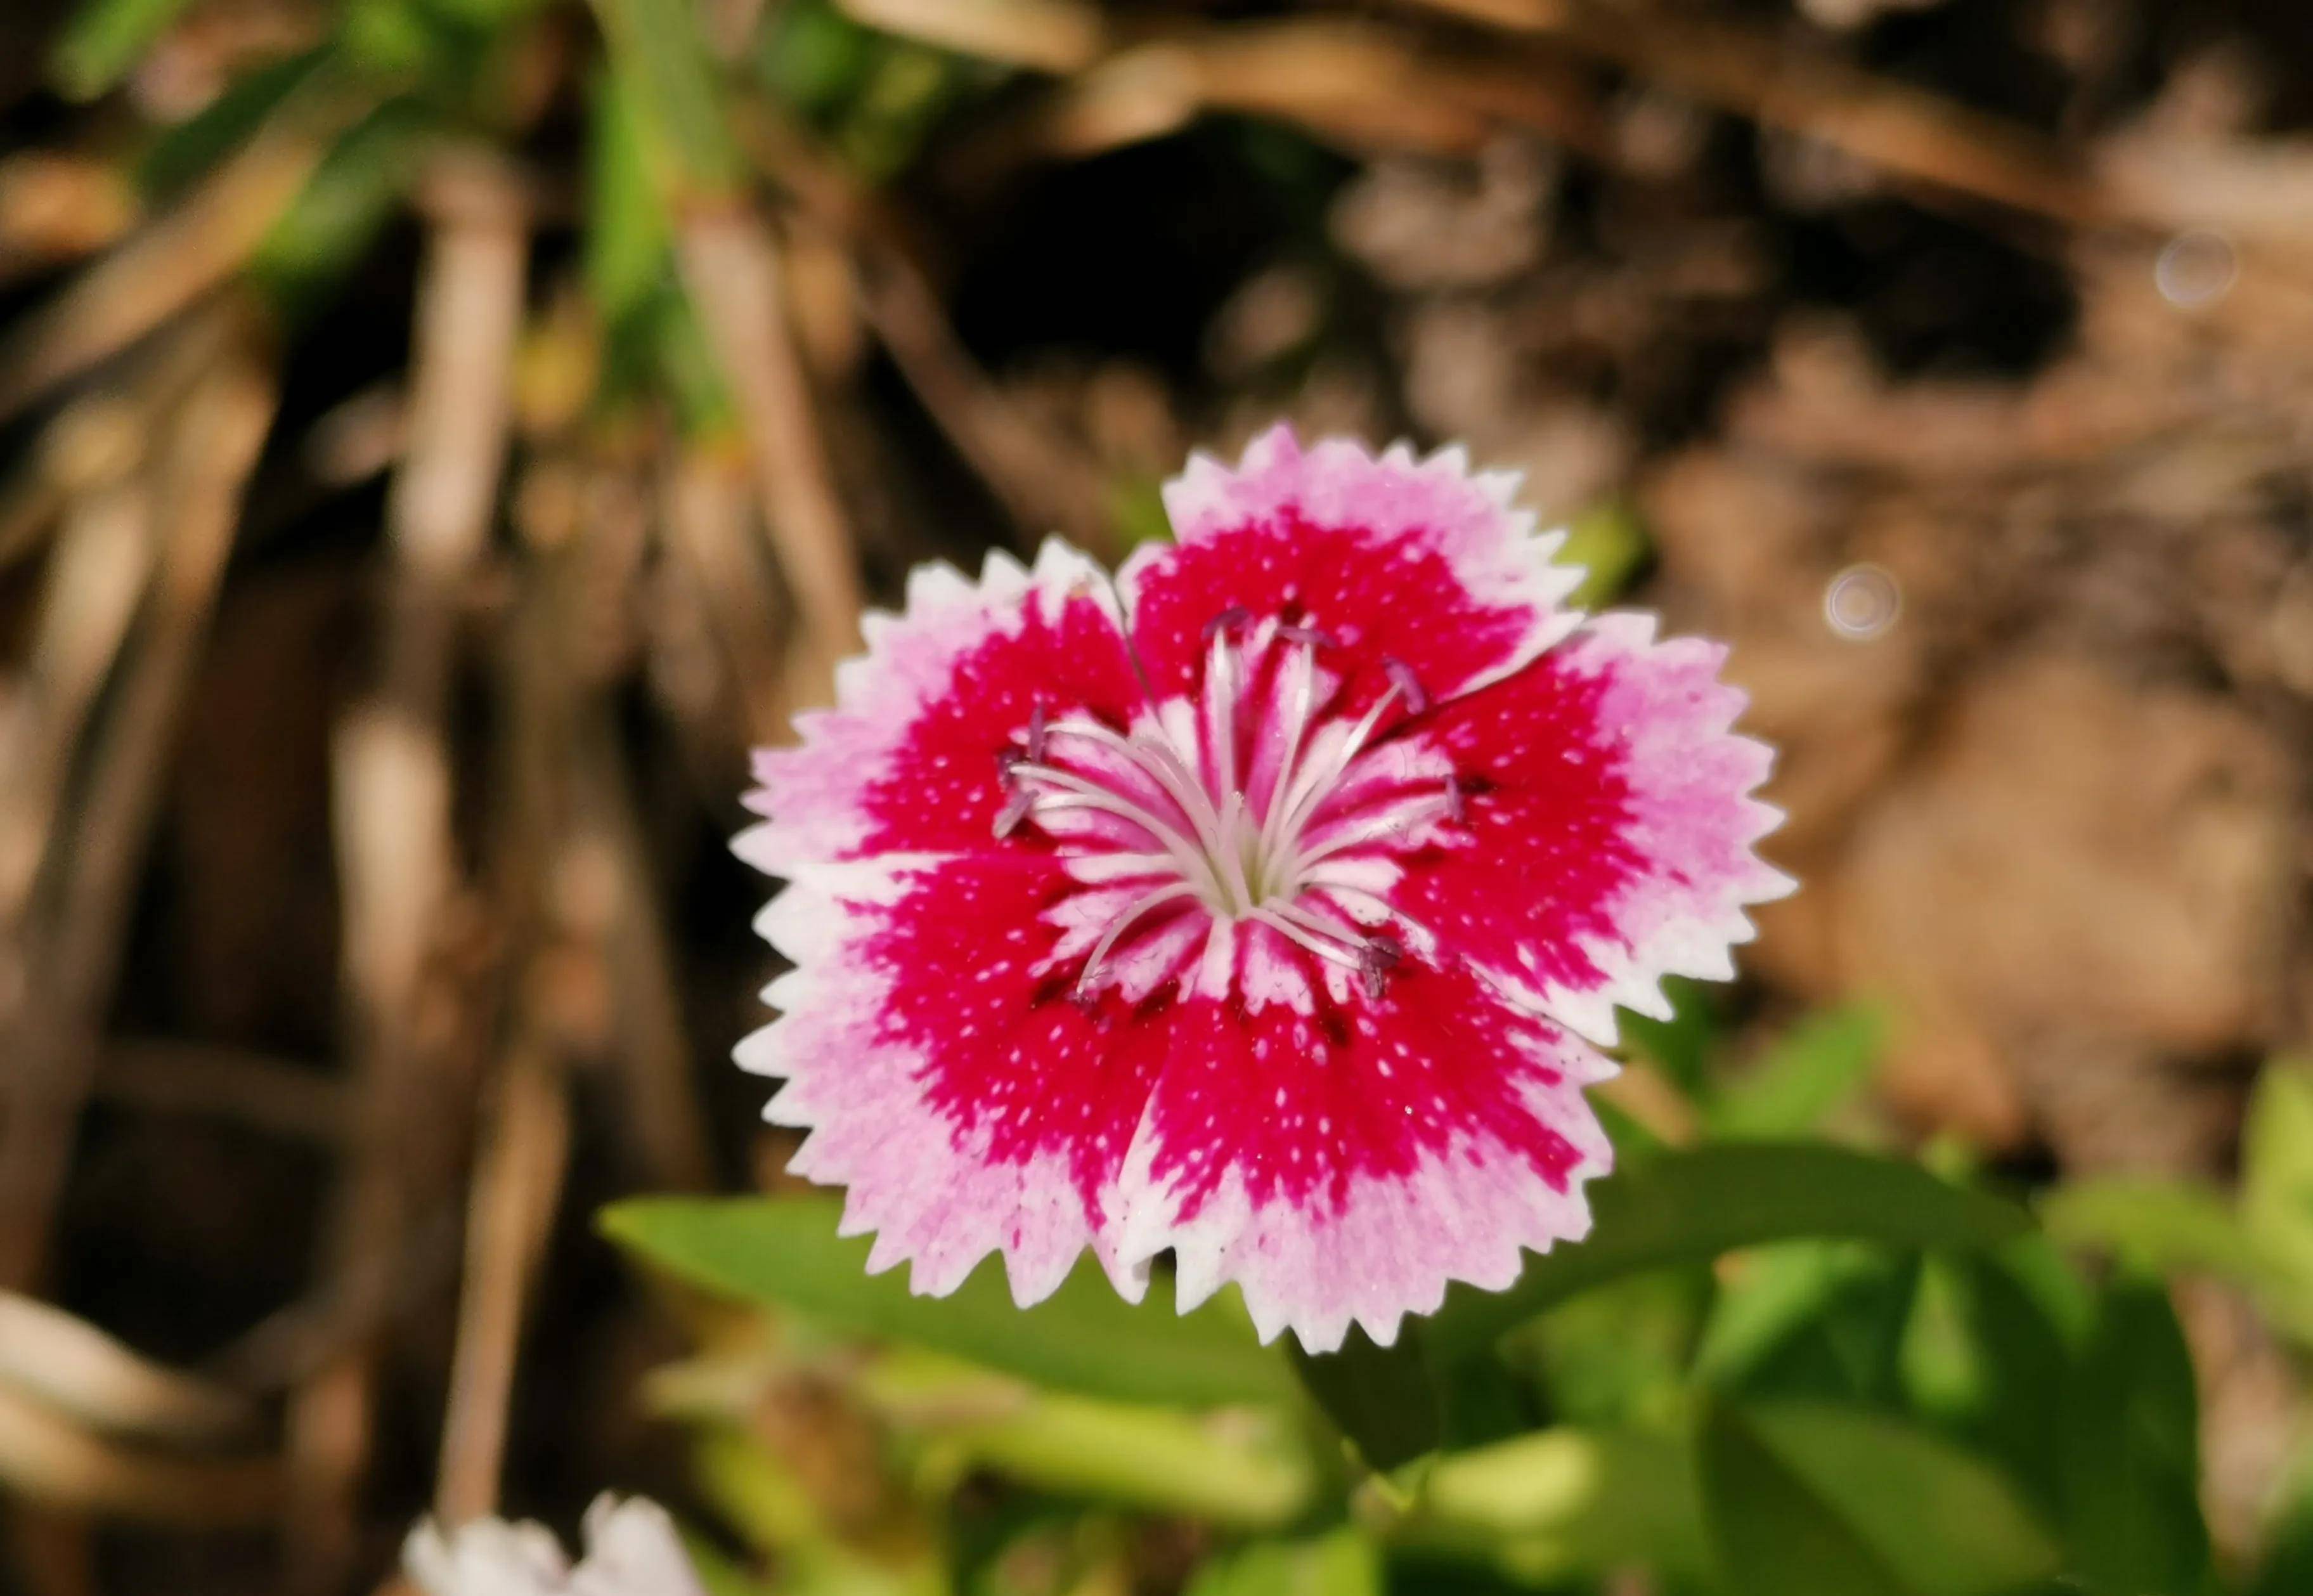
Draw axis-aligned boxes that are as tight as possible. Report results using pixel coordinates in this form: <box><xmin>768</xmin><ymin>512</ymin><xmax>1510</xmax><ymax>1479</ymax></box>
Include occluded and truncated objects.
<box><xmin>0</xmin><ymin>1295</ymin><xmax>252</xmax><ymax>1448</ymax></box>
<box><xmin>0</xmin><ymin>83</ymin><xmax>357</xmax><ymax>425</ymax></box>
<box><xmin>0</xmin><ymin>1386</ymin><xmax>278</xmax><ymax>1528</ymax></box>
<box><xmin>738</xmin><ymin>108</ymin><xmax>1121</xmax><ymax>556</ymax></box>
<box><xmin>95</xmin><ymin>1039</ymin><xmax>347</xmax><ymax>1145</ymax></box>
<box><xmin>658</xmin><ymin>443</ymin><xmax>796</xmax><ymax>746</ymax></box>
<box><xmin>567</xmin><ymin>713</ymin><xmax>717</xmax><ymax>1191</ymax></box>
<box><xmin>432</xmin><ymin>1037</ymin><xmax>569</xmax><ymax>1522</ymax></box>
<box><xmin>0</xmin><ymin>313</ymin><xmax>276</xmax><ymax>1290</ymax></box>
<box><xmin>294</xmin><ymin>146</ymin><xmax>527</xmax><ymax>1592</ymax></box>
<box><xmin>836</xmin><ymin>0</ymin><xmax>1105</xmax><ymax>72</ymax></box>
<box><xmin>1397</xmin><ymin>0</ymin><xmax>2114</xmax><ymax>225</ymax></box>
<box><xmin>675</xmin><ymin>205</ymin><xmax>864</xmax><ymax>706</ymax></box>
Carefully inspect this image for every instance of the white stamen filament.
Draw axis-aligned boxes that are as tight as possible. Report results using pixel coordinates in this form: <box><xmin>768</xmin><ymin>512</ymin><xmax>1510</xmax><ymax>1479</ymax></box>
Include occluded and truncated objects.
<box><xmin>1270</xmin><ymin>677</ymin><xmax>1404</xmax><ymax>849</ymax></box>
<box><xmin>994</xmin><ymin>616</ymin><xmax>1463</xmax><ymax>999</ymax></box>
<box><xmin>1288</xmin><ymin>793</ymin><xmax>1458</xmax><ymax>876</ymax></box>
<box><xmin>1076</xmin><ymin>881</ymin><xmax>1198</xmax><ymax>994</ymax></box>
<box><xmin>1046</xmin><ymin>720</ymin><xmax>1227</xmax><ymax>859</ymax></box>
<box><xmin>1253</xmin><ymin>632</ymin><xmax>1321</xmax><ymax>866</ymax></box>
<box><xmin>1247</xmin><ymin>905</ymin><xmax>1365</xmax><ymax>970</ymax></box>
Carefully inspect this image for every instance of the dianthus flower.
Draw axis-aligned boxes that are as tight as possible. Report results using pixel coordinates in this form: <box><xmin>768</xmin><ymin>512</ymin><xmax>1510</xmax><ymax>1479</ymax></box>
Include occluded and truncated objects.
<box><xmin>737</xmin><ymin>426</ymin><xmax>1789</xmax><ymax>1351</ymax></box>
<box><xmin>403</xmin><ymin>1496</ymin><xmax>706</xmax><ymax>1596</ymax></box>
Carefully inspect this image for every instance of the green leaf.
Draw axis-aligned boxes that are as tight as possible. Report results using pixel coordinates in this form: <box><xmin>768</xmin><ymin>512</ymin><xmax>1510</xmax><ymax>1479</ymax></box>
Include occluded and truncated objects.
<box><xmin>51</xmin><ymin>0</ymin><xmax>193</xmax><ymax>101</ymax></box>
<box><xmin>680</xmin><ymin>1533</ymin><xmax>775</xmax><ymax>1596</ymax></box>
<box><xmin>862</xmin><ymin>1351</ymin><xmax>1314</xmax><ymax>1527</ymax></box>
<box><xmin>1408</xmin><ymin>1425</ymin><xmax>1713</xmax><ymax>1586</ymax></box>
<box><xmin>586</xmin><ymin>0</ymin><xmax>746</xmax><ymax>200</ymax></box>
<box><xmin>1182</xmin><ymin>1528</ymin><xmax>1382</xmax><ymax>1596</ymax></box>
<box><xmin>2243</xmin><ymin>1060</ymin><xmax>2313</xmax><ymax>1288</ymax></box>
<box><xmin>1427</xmin><ymin>1143</ymin><xmax>2033</xmax><ymax>1366</ymax></box>
<box><xmin>1616</xmin><ymin>975</ymin><xmax>1716</xmax><ymax>1096</ymax></box>
<box><xmin>1696</xmin><ymin>1242</ymin><xmax>1919</xmax><ymax>1410</ymax></box>
<box><xmin>1708</xmin><ymin>1005</ymin><xmax>1884</xmax><ymax>1139</ymax></box>
<box><xmin>1290</xmin><ymin>1323</ymin><xmax>1441</xmax><ymax>1471</ymax></box>
<box><xmin>600</xmin><ymin>1194</ymin><xmax>1295</xmax><ymax>1410</ymax></box>
<box><xmin>1556</xmin><ymin>499</ymin><xmax>1650</xmax><ymax>609</ymax></box>
<box><xmin>1702</xmin><ymin>1399</ymin><xmax>2061</xmax><ymax>1596</ymax></box>
<box><xmin>2041</xmin><ymin>1176</ymin><xmax>2265</xmax><ymax>1290</ymax></box>
<box><xmin>1900</xmin><ymin>1246</ymin><xmax>2078</xmax><ymax>1513</ymax></box>
<box><xmin>249</xmin><ymin>98</ymin><xmax>431</xmax><ymax>315</ymax></box>
<box><xmin>692</xmin><ymin>1425</ymin><xmax>942</xmax><ymax>1596</ymax></box>
<box><xmin>136</xmin><ymin>48</ymin><xmax>327</xmax><ymax>201</ymax></box>
<box><xmin>758</xmin><ymin>0</ymin><xmax>877</xmax><ymax>120</ymax></box>
<box><xmin>2249</xmin><ymin>1434</ymin><xmax>2313</xmax><ymax>1596</ymax></box>
<box><xmin>2056</xmin><ymin>1279</ymin><xmax>2209</xmax><ymax>1595</ymax></box>
<box><xmin>1505</xmin><ymin>1267</ymin><xmax>1711</xmax><ymax>1431</ymax></box>
<box><xmin>586</xmin><ymin>65</ymin><xmax>673</xmax><ymax>331</ymax></box>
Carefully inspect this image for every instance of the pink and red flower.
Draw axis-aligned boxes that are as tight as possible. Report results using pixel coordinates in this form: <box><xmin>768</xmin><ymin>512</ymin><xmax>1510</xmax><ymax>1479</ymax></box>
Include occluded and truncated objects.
<box><xmin>736</xmin><ymin>426</ymin><xmax>1790</xmax><ymax>1352</ymax></box>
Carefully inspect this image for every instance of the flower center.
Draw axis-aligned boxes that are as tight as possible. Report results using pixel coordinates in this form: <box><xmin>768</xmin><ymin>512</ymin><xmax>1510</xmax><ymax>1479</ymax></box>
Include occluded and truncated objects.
<box><xmin>992</xmin><ymin>613</ymin><xmax>1461</xmax><ymax>1002</ymax></box>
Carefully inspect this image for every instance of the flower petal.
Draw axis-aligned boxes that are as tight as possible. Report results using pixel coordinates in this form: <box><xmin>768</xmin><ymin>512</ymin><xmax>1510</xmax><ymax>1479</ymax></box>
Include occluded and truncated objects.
<box><xmin>741</xmin><ymin>856</ymin><xmax>1170</xmax><ymax>1306</ymax></box>
<box><xmin>1110</xmin><ymin>957</ymin><xmax>1615</xmax><ymax>1353</ymax></box>
<box><xmin>1398</xmin><ymin>611</ymin><xmax>1792</xmax><ymax>1045</ymax></box>
<box><xmin>1125</xmin><ymin>424</ymin><xmax>1582</xmax><ymax>714</ymax></box>
<box><xmin>737</xmin><ymin>540</ymin><xmax>1141</xmax><ymax>873</ymax></box>
<box><xmin>571</xmin><ymin>1496</ymin><xmax>708</xmax><ymax>1596</ymax></box>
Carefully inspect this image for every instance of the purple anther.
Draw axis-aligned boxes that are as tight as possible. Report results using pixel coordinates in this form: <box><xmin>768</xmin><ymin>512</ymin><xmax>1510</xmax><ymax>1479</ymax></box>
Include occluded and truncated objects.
<box><xmin>1444</xmin><ymin>772</ymin><xmax>1465</xmax><ymax>823</ymax></box>
<box><xmin>1026</xmin><ymin>702</ymin><xmax>1047</xmax><ymax>763</ymax></box>
<box><xmin>1276</xmin><ymin>623</ymin><xmax>1338</xmax><ymax>651</ymax></box>
<box><xmin>1202</xmin><ymin>606</ymin><xmax>1252</xmax><ymax>643</ymax></box>
<box><xmin>1359</xmin><ymin>934</ymin><xmax>1404</xmax><ymax>1000</ymax></box>
<box><xmin>1383</xmin><ymin>658</ymin><xmax>1429</xmax><ymax>715</ymax></box>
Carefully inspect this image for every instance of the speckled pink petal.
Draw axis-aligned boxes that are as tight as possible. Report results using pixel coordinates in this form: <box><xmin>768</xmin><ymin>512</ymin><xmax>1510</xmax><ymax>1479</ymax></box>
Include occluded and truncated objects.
<box><xmin>741</xmin><ymin>856</ymin><xmax>1170</xmax><ymax>1306</ymax></box>
<box><xmin>1124</xmin><ymin>425</ymin><xmax>1583</xmax><ymax>717</ymax></box>
<box><xmin>1396</xmin><ymin>611</ymin><xmax>1792</xmax><ymax>1046</ymax></box>
<box><xmin>735</xmin><ymin>426</ymin><xmax>1789</xmax><ymax>1352</ymax></box>
<box><xmin>737</xmin><ymin>540</ymin><xmax>1140</xmax><ymax>873</ymax></box>
<box><xmin>1108</xmin><ymin>958</ymin><xmax>1616</xmax><ymax>1353</ymax></box>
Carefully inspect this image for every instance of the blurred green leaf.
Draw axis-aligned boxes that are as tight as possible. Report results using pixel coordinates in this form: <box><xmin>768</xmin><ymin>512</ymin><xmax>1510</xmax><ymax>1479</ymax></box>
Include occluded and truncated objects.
<box><xmin>1616</xmin><ymin>976</ymin><xmax>1716</xmax><ymax>1097</ymax></box>
<box><xmin>51</xmin><ymin>0</ymin><xmax>192</xmax><ymax>102</ymax></box>
<box><xmin>693</xmin><ymin>1425</ymin><xmax>942</xmax><ymax>1596</ymax></box>
<box><xmin>136</xmin><ymin>49</ymin><xmax>328</xmax><ymax>200</ymax></box>
<box><xmin>758</xmin><ymin>0</ymin><xmax>878</xmax><ymax>120</ymax></box>
<box><xmin>836</xmin><ymin>42</ymin><xmax>966</xmax><ymax>181</ymax></box>
<box><xmin>1708</xmin><ymin>1005</ymin><xmax>1884</xmax><ymax>1140</ymax></box>
<box><xmin>249</xmin><ymin>99</ymin><xmax>432</xmax><ymax>313</ymax></box>
<box><xmin>864</xmin><ymin>1351</ymin><xmax>1314</xmax><ymax>1527</ymax></box>
<box><xmin>1900</xmin><ymin>1246</ymin><xmax>2077</xmax><ymax>1513</ymax></box>
<box><xmin>1107</xmin><ymin>474</ymin><xmax>1173</xmax><ymax>549</ymax></box>
<box><xmin>2243</xmin><ymin>1060</ymin><xmax>2313</xmax><ymax>1289</ymax></box>
<box><xmin>1696</xmin><ymin>1242</ymin><xmax>1918</xmax><ymax>1410</ymax></box>
<box><xmin>2249</xmin><ymin>1434</ymin><xmax>2313</xmax><ymax>1596</ymax></box>
<box><xmin>2056</xmin><ymin>1278</ymin><xmax>2209</xmax><ymax>1595</ymax></box>
<box><xmin>681</xmin><ymin>1533</ymin><xmax>775</xmax><ymax>1596</ymax></box>
<box><xmin>601</xmin><ymin>1194</ymin><xmax>1295</xmax><ymax>1410</ymax></box>
<box><xmin>587</xmin><ymin>64</ymin><xmax>675</xmax><ymax>330</ymax></box>
<box><xmin>1428</xmin><ymin>1143</ymin><xmax>2033</xmax><ymax>1365</ymax></box>
<box><xmin>1556</xmin><ymin>499</ymin><xmax>1650</xmax><ymax>609</ymax></box>
<box><xmin>1506</xmin><ymin>1268</ymin><xmax>1710</xmax><ymax>1431</ymax></box>
<box><xmin>1291</xmin><ymin>1323</ymin><xmax>1441</xmax><ymax>1470</ymax></box>
<box><xmin>1702</xmin><ymin>1399</ymin><xmax>2061</xmax><ymax>1596</ymax></box>
<box><xmin>1182</xmin><ymin>1527</ymin><xmax>1382</xmax><ymax>1596</ymax></box>
<box><xmin>1406</xmin><ymin>1425</ymin><xmax>1713</xmax><ymax>1587</ymax></box>
<box><xmin>588</xmin><ymin>0</ymin><xmax>745</xmax><ymax>200</ymax></box>
<box><xmin>2040</xmin><ymin>1176</ymin><xmax>2263</xmax><ymax>1287</ymax></box>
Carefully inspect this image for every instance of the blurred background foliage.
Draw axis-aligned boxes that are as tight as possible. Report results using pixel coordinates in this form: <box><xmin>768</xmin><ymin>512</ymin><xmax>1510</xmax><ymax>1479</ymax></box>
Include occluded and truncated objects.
<box><xmin>4</xmin><ymin>0</ymin><xmax>2313</xmax><ymax>1593</ymax></box>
